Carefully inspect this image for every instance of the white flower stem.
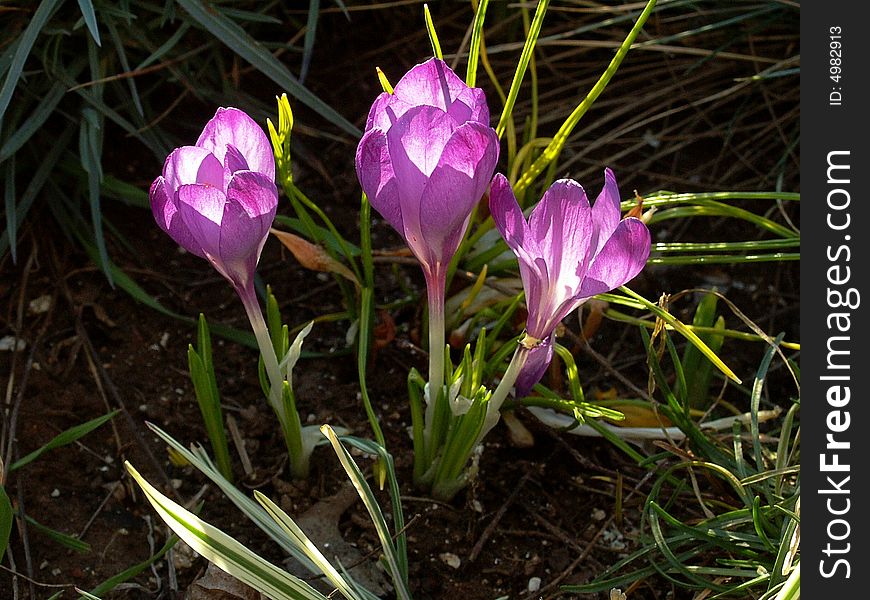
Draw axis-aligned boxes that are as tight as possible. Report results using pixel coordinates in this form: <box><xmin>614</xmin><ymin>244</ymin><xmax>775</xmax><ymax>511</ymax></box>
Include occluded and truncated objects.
<box><xmin>415</xmin><ymin>263</ymin><xmax>450</xmax><ymax>475</ymax></box>
<box><xmin>238</xmin><ymin>284</ymin><xmax>308</xmax><ymax>478</ymax></box>
<box><xmin>477</xmin><ymin>343</ymin><xmax>530</xmax><ymax>445</ymax></box>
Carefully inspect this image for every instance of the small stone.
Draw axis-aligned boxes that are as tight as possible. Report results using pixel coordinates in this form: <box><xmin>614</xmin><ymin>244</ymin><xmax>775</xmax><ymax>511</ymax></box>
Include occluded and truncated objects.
<box><xmin>171</xmin><ymin>479</ymin><xmax>183</xmax><ymax>490</ymax></box>
<box><xmin>592</xmin><ymin>508</ymin><xmax>606</xmax><ymax>521</ymax></box>
<box><xmin>50</xmin><ymin>489</ymin><xmax>60</xmax><ymax>498</ymax></box>
<box><xmin>528</xmin><ymin>577</ymin><xmax>542</xmax><ymax>593</ymax></box>
<box><xmin>39</xmin><ymin>560</ymin><xmax>49</xmax><ymax>571</ymax></box>
<box><xmin>439</xmin><ymin>553</ymin><xmax>461</xmax><ymax>569</ymax></box>
<box><xmin>28</xmin><ymin>295</ymin><xmax>52</xmax><ymax>314</ymax></box>
<box><xmin>0</xmin><ymin>336</ymin><xmax>26</xmax><ymax>351</ymax></box>
<box><xmin>51</xmin><ymin>568</ymin><xmax>61</xmax><ymax>576</ymax></box>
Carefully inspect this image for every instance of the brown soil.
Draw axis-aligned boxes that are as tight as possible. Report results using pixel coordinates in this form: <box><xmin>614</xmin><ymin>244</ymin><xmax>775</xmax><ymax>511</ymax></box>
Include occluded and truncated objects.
<box><xmin>1</xmin><ymin>4</ymin><xmax>798</xmax><ymax>600</ymax></box>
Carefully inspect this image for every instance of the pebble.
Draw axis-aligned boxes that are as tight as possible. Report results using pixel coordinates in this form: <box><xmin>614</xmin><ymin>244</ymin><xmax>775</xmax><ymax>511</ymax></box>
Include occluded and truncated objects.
<box><xmin>528</xmin><ymin>577</ymin><xmax>542</xmax><ymax>593</ymax></box>
<box><xmin>50</xmin><ymin>488</ymin><xmax>60</xmax><ymax>498</ymax></box>
<box><xmin>439</xmin><ymin>552</ymin><xmax>461</xmax><ymax>569</ymax></box>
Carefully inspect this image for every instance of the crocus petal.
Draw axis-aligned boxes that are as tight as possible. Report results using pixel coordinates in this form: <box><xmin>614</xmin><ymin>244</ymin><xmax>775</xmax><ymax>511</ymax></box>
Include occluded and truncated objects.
<box><xmin>163</xmin><ymin>146</ymin><xmax>224</xmax><ymax>190</ymax></box>
<box><xmin>365</xmin><ymin>91</ymin><xmax>394</xmax><ymax>131</ymax></box>
<box><xmin>489</xmin><ymin>174</ymin><xmax>536</xmax><ymax>260</ymax></box>
<box><xmin>529</xmin><ymin>179</ymin><xmax>595</xmax><ymax>295</ymax></box>
<box><xmin>225</xmin><ymin>170</ymin><xmax>278</xmax><ymax>219</ymax></box>
<box><xmin>392</xmin><ymin>58</ymin><xmax>471</xmax><ymax>114</ymax></box>
<box><xmin>215</xmin><ymin>199</ymin><xmax>266</xmax><ymax>287</ymax></box>
<box><xmin>577</xmin><ymin>217</ymin><xmax>651</xmax><ymax>300</ymax></box>
<box><xmin>224</xmin><ymin>144</ymin><xmax>250</xmax><ymax>174</ymax></box>
<box><xmin>515</xmin><ymin>336</ymin><xmax>555</xmax><ymax>399</ymax></box>
<box><xmin>416</xmin><ymin>122</ymin><xmax>499</xmax><ymax>262</ymax></box>
<box><xmin>149</xmin><ymin>177</ymin><xmax>206</xmax><ymax>258</ymax></box>
<box><xmin>176</xmin><ymin>183</ymin><xmax>226</xmax><ymax>260</ymax></box>
<box><xmin>387</xmin><ymin>105</ymin><xmax>456</xmax><ymax>178</ymax></box>
<box><xmin>355</xmin><ymin>128</ymin><xmax>404</xmax><ymax>235</ymax></box>
<box><xmin>451</xmin><ymin>87</ymin><xmax>489</xmax><ymax>125</ymax></box>
<box><xmin>196</xmin><ymin>107</ymin><xmax>275</xmax><ymax>181</ymax></box>
<box><xmin>591</xmin><ymin>167</ymin><xmax>622</xmax><ymax>255</ymax></box>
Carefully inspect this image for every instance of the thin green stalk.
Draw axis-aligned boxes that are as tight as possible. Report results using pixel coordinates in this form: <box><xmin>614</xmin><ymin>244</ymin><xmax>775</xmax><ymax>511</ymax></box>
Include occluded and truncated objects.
<box><xmin>515</xmin><ymin>0</ymin><xmax>657</xmax><ymax>193</ymax></box>
<box><xmin>495</xmin><ymin>0</ymin><xmax>550</xmax><ymax>139</ymax></box>
<box><xmin>465</xmin><ymin>0</ymin><xmax>490</xmax><ymax>87</ymax></box>
<box><xmin>238</xmin><ymin>284</ymin><xmax>306</xmax><ymax>479</ymax></box>
<box><xmin>358</xmin><ymin>193</ymin><xmax>387</xmax><ymax>485</ymax></box>
<box><xmin>477</xmin><ymin>341</ymin><xmax>530</xmax><ymax>445</ymax></box>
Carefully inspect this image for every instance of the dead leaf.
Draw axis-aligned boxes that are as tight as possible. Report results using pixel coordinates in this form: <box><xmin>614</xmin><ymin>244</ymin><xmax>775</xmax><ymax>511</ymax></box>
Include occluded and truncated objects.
<box><xmin>271</xmin><ymin>228</ymin><xmax>358</xmax><ymax>286</ymax></box>
<box><xmin>186</xmin><ymin>563</ymin><xmax>263</xmax><ymax>600</ymax></box>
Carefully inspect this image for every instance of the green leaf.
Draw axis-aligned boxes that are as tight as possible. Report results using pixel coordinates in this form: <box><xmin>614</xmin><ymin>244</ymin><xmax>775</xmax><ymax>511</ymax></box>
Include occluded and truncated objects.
<box><xmin>424</xmin><ymin>4</ymin><xmax>443</xmax><ymax>60</ymax></box>
<box><xmin>300</xmin><ymin>0</ymin><xmax>320</xmax><ymax>83</ymax></box>
<box><xmin>621</xmin><ymin>286</ymin><xmax>741</xmax><ymax>384</ymax></box>
<box><xmin>175</xmin><ymin>0</ymin><xmax>359</xmax><ymax>137</ymax></box>
<box><xmin>10</xmin><ymin>411</ymin><xmax>118</xmax><ymax>472</ymax></box>
<box><xmin>0</xmin><ymin>0</ymin><xmax>64</xmax><ymax>122</ymax></box>
<box><xmin>76</xmin><ymin>0</ymin><xmax>102</xmax><ymax>45</ymax></box>
<box><xmin>494</xmin><ymin>0</ymin><xmax>550</xmax><ymax>138</ymax></box>
<box><xmin>26</xmin><ymin>516</ymin><xmax>90</xmax><ymax>552</ymax></box>
<box><xmin>0</xmin><ymin>82</ymin><xmax>65</xmax><ymax>164</ymax></box>
<box><xmin>320</xmin><ymin>426</ymin><xmax>412</xmax><ymax>600</ymax></box>
<box><xmin>254</xmin><ymin>492</ymin><xmax>364</xmax><ymax>600</ymax></box>
<box><xmin>126</xmin><ymin>462</ymin><xmax>328</xmax><ymax>600</ymax></box>
<box><xmin>86</xmin><ymin>533</ymin><xmax>180</xmax><ymax>598</ymax></box>
<box><xmin>514</xmin><ymin>0</ymin><xmax>657</xmax><ymax>192</ymax></box>
<box><xmin>0</xmin><ymin>124</ymin><xmax>74</xmax><ymax>259</ymax></box>
<box><xmin>466</xmin><ymin>0</ymin><xmax>490</xmax><ymax>87</ymax></box>
<box><xmin>0</xmin><ymin>484</ymin><xmax>12</xmax><ymax>562</ymax></box>
<box><xmin>4</xmin><ymin>157</ymin><xmax>16</xmax><ymax>263</ymax></box>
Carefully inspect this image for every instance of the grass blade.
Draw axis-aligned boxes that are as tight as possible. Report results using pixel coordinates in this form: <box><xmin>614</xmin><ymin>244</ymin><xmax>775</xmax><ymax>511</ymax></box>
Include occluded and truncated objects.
<box><xmin>320</xmin><ymin>426</ymin><xmax>412</xmax><ymax>600</ymax></box>
<box><xmin>0</xmin><ymin>0</ymin><xmax>64</xmax><ymax>122</ymax></box>
<box><xmin>0</xmin><ymin>81</ymin><xmax>65</xmax><ymax>163</ymax></box>
<box><xmin>300</xmin><ymin>0</ymin><xmax>320</xmax><ymax>84</ymax></box>
<box><xmin>514</xmin><ymin>0</ymin><xmax>657</xmax><ymax>192</ymax></box>
<box><xmin>126</xmin><ymin>462</ymin><xmax>329</xmax><ymax>600</ymax></box>
<box><xmin>254</xmin><ymin>492</ymin><xmax>363</xmax><ymax>600</ymax></box>
<box><xmin>86</xmin><ymin>533</ymin><xmax>180</xmax><ymax>597</ymax></box>
<box><xmin>494</xmin><ymin>0</ymin><xmax>550</xmax><ymax>138</ymax></box>
<box><xmin>3</xmin><ymin>157</ymin><xmax>15</xmax><ymax>263</ymax></box>
<box><xmin>76</xmin><ymin>0</ymin><xmax>102</xmax><ymax>46</ymax></box>
<box><xmin>466</xmin><ymin>0</ymin><xmax>490</xmax><ymax>87</ymax></box>
<box><xmin>0</xmin><ymin>485</ymin><xmax>11</xmax><ymax>562</ymax></box>
<box><xmin>176</xmin><ymin>0</ymin><xmax>359</xmax><ymax>137</ymax></box>
<box><xmin>9</xmin><ymin>411</ymin><xmax>119</xmax><ymax>472</ymax></box>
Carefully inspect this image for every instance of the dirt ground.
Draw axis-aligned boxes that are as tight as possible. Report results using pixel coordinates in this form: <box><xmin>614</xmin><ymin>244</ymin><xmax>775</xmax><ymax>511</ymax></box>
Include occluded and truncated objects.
<box><xmin>1</xmin><ymin>4</ymin><xmax>798</xmax><ymax>599</ymax></box>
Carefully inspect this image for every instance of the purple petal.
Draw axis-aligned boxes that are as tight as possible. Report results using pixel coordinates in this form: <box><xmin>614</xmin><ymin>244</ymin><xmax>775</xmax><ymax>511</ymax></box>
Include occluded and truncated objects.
<box><xmin>225</xmin><ymin>171</ymin><xmax>278</xmax><ymax>220</ymax></box>
<box><xmin>215</xmin><ymin>199</ymin><xmax>266</xmax><ymax>288</ymax></box>
<box><xmin>489</xmin><ymin>174</ymin><xmax>535</xmax><ymax>259</ymax></box>
<box><xmin>578</xmin><ymin>218</ymin><xmax>651</xmax><ymax>299</ymax></box>
<box><xmin>450</xmin><ymin>87</ymin><xmax>489</xmax><ymax>125</ymax></box>
<box><xmin>591</xmin><ymin>168</ymin><xmax>622</xmax><ymax>255</ymax></box>
<box><xmin>392</xmin><ymin>59</ymin><xmax>472</xmax><ymax>114</ymax></box>
<box><xmin>387</xmin><ymin>105</ymin><xmax>456</xmax><ymax>178</ymax></box>
<box><xmin>196</xmin><ymin>107</ymin><xmax>275</xmax><ymax>181</ymax></box>
<box><xmin>176</xmin><ymin>183</ymin><xmax>226</xmax><ymax>261</ymax></box>
<box><xmin>224</xmin><ymin>144</ymin><xmax>250</xmax><ymax>174</ymax></box>
<box><xmin>365</xmin><ymin>91</ymin><xmax>395</xmax><ymax>132</ymax></box>
<box><xmin>163</xmin><ymin>146</ymin><xmax>224</xmax><ymax>191</ymax></box>
<box><xmin>416</xmin><ymin>122</ymin><xmax>498</xmax><ymax>263</ymax></box>
<box><xmin>529</xmin><ymin>179</ymin><xmax>595</xmax><ymax>295</ymax></box>
<box><xmin>515</xmin><ymin>336</ymin><xmax>555</xmax><ymax>398</ymax></box>
<box><xmin>355</xmin><ymin>128</ymin><xmax>404</xmax><ymax>235</ymax></box>
<box><xmin>149</xmin><ymin>177</ymin><xmax>206</xmax><ymax>258</ymax></box>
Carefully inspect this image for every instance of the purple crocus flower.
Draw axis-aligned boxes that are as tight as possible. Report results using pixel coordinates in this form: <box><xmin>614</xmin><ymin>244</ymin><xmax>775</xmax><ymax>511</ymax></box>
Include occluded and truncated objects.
<box><xmin>150</xmin><ymin>107</ymin><xmax>278</xmax><ymax>292</ymax></box>
<box><xmin>489</xmin><ymin>170</ymin><xmax>651</xmax><ymax>396</ymax></box>
<box><xmin>355</xmin><ymin>58</ymin><xmax>500</xmax><ymax>289</ymax></box>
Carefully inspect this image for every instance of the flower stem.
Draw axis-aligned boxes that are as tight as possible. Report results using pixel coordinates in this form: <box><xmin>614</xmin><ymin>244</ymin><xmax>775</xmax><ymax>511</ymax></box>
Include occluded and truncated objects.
<box><xmin>477</xmin><ymin>343</ymin><xmax>530</xmax><ymax>445</ymax></box>
<box><xmin>422</xmin><ymin>265</ymin><xmax>446</xmax><ymax>467</ymax></box>
<box><xmin>238</xmin><ymin>284</ymin><xmax>308</xmax><ymax>478</ymax></box>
